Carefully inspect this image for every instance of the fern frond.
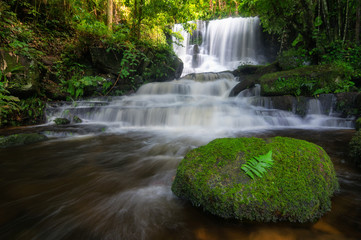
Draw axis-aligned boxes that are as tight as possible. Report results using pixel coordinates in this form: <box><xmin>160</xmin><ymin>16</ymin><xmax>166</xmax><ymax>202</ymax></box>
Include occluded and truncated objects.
<box><xmin>241</xmin><ymin>150</ymin><xmax>273</xmax><ymax>179</ymax></box>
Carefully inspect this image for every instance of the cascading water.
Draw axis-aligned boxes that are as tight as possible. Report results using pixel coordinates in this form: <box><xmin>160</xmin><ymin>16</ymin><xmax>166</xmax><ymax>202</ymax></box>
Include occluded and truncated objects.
<box><xmin>46</xmin><ymin>76</ymin><xmax>353</xmax><ymax>132</ymax></box>
<box><xmin>173</xmin><ymin>17</ymin><xmax>265</xmax><ymax>76</ymax></box>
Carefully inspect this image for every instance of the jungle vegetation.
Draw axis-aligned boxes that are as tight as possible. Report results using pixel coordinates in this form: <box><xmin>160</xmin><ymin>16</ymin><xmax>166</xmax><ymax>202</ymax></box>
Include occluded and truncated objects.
<box><xmin>0</xmin><ymin>0</ymin><xmax>360</xmax><ymax>127</ymax></box>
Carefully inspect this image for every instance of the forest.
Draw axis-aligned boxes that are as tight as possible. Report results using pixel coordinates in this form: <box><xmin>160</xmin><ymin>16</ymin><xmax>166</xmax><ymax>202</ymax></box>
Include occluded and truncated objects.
<box><xmin>1</xmin><ymin>1</ymin><xmax>361</xmax><ymax>239</ymax></box>
<box><xmin>0</xmin><ymin>0</ymin><xmax>360</xmax><ymax>127</ymax></box>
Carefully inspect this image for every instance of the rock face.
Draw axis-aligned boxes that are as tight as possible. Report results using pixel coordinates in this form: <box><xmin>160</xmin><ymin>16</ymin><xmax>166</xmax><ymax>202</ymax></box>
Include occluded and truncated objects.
<box><xmin>172</xmin><ymin>137</ymin><xmax>339</xmax><ymax>222</ymax></box>
<box><xmin>229</xmin><ymin>63</ymin><xmax>281</xmax><ymax>97</ymax></box>
<box><xmin>0</xmin><ymin>49</ymin><xmax>41</xmax><ymax>98</ymax></box>
<box><xmin>88</xmin><ymin>47</ymin><xmax>183</xmax><ymax>82</ymax></box>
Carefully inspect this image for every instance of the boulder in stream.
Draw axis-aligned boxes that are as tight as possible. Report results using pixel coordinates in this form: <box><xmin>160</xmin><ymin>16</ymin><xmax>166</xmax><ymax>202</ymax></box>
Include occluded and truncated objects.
<box><xmin>172</xmin><ymin>137</ymin><xmax>339</xmax><ymax>222</ymax></box>
<box><xmin>0</xmin><ymin>133</ymin><xmax>47</xmax><ymax>148</ymax></box>
<box><xmin>54</xmin><ymin>118</ymin><xmax>70</xmax><ymax>125</ymax></box>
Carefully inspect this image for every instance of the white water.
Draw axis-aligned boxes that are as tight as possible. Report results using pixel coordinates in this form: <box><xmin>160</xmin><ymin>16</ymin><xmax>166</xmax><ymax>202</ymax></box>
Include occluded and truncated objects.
<box><xmin>173</xmin><ymin>17</ymin><xmax>265</xmax><ymax>76</ymax></box>
<box><xmin>46</xmin><ymin>77</ymin><xmax>353</xmax><ymax>134</ymax></box>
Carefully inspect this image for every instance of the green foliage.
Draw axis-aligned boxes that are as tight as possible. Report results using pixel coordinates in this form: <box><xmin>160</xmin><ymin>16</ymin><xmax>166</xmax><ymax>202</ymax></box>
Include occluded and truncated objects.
<box><xmin>261</xmin><ymin>63</ymin><xmax>358</xmax><ymax>97</ymax></box>
<box><xmin>321</xmin><ymin>41</ymin><xmax>361</xmax><ymax>76</ymax></box>
<box><xmin>18</xmin><ymin>97</ymin><xmax>45</xmax><ymax>124</ymax></box>
<box><xmin>0</xmin><ymin>69</ymin><xmax>22</xmax><ymax>127</ymax></box>
<box><xmin>62</xmin><ymin>75</ymin><xmax>107</xmax><ymax>100</ymax></box>
<box><xmin>278</xmin><ymin>48</ymin><xmax>310</xmax><ymax>70</ymax></box>
<box><xmin>241</xmin><ymin>150</ymin><xmax>273</xmax><ymax>179</ymax></box>
<box><xmin>0</xmin><ymin>80</ymin><xmax>20</xmax><ymax>127</ymax></box>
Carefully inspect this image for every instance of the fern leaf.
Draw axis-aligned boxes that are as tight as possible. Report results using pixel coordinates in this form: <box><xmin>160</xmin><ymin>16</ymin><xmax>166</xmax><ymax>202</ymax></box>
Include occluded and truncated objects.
<box><xmin>241</xmin><ymin>165</ymin><xmax>255</xmax><ymax>179</ymax></box>
<box><xmin>241</xmin><ymin>150</ymin><xmax>273</xmax><ymax>179</ymax></box>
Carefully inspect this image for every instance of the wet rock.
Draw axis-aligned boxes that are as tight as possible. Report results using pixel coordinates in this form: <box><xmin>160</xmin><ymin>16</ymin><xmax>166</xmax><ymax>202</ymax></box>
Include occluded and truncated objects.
<box><xmin>229</xmin><ymin>78</ymin><xmax>258</xmax><ymax>97</ymax></box>
<box><xmin>172</xmin><ymin>137</ymin><xmax>339</xmax><ymax>222</ymax></box>
<box><xmin>54</xmin><ymin>118</ymin><xmax>70</xmax><ymax>125</ymax></box>
<box><xmin>182</xmin><ymin>72</ymin><xmax>234</xmax><ymax>82</ymax></box>
<box><xmin>72</xmin><ymin>116</ymin><xmax>82</xmax><ymax>123</ymax></box>
<box><xmin>0</xmin><ymin>133</ymin><xmax>48</xmax><ymax>148</ymax></box>
<box><xmin>230</xmin><ymin>63</ymin><xmax>281</xmax><ymax>97</ymax></box>
<box><xmin>89</xmin><ymin>47</ymin><xmax>123</xmax><ymax>76</ymax></box>
<box><xmin>335</xmin><ymin>92</ymin><xmax>361</xmax><ymax>117</ymax></box>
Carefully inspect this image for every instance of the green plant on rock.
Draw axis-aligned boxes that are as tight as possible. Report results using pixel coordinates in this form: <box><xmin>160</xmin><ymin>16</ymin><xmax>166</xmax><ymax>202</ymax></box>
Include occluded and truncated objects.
<box><xmin>62</xmin><ymin>75</ymin><xmax>106</xmax><ymax>100</ymax></box>
<box><xmin>19</xmin><ymin>97</ymin><xmax>45</xmax><ymax>124</ymax></box>
<box><xmin>0</xmin><ymin>74</ymin><xmax>20</xmax><ymax>127</ymax></box>
<box><xmin>241</xmin><ymin>150</ymin><xmax>273</xmax><ymax>179</ymax></box>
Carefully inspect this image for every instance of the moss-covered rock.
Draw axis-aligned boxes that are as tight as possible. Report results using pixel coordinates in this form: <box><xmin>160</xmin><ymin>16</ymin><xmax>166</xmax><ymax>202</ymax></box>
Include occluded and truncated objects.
<box><xmin>260</xmin><ymin>64</ymin><xmax>354</xmax><ymax>96</ymax></box>
<box><xmin>349</xmin><ymin>130</ymin><xmax>361</xmax><ymax>167</ymax></box>
<box><xmin>0</xmin><ymin>133</ymin><xmax>47</xmax><ymax>148</ymax></box>
<box><xmin>229</xmin><ymin>62</ymin><xmax>281</xmax><ymax>97</ymax></box>
<box><xmin>0</xmin><ymin>49</ymin><xmax>41</xmax><ymax>98</ymax></box>
<box><xmin>172</xmin><ymin>137</ymin><xmax>339</xmax><ymax>222</ymax></box>
<box><xmin>54</xmin><ymin>118</ymin><xmax>70</xmax><ymax>125</ymax></box>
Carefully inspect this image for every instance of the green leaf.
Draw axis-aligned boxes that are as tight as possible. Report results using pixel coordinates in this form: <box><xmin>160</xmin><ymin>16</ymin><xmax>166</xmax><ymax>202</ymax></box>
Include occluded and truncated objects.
<box><xmin>314</xmin><ymin>16</ymin><xmax>323</xmax><ymax>27</ymax></box>
<box><xmin>241</xmin><ymin>150</ymin><xmax>273</xmax><ymax>179</ymax></box>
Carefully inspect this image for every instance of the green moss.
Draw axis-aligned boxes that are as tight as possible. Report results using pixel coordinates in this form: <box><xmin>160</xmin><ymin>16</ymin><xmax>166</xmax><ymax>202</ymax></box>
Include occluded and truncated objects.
<box><xmin>260</xmin><ymin>64</ymin><xmax>354</xmax><ymax>96</ymax></box>
<box><xmin>172</xmin><ymin>137</ymin><xmax>339</xmax><ymax>222</ymax></box>
<box><xmin>0</xmin><ymin>133</ymin><xmax>47</xmax><ymax>148</ymax></box>
<box><xmin>54</xmin><ymin>118</ymin><xmax>70</xmax><ymax>125</ymax></box>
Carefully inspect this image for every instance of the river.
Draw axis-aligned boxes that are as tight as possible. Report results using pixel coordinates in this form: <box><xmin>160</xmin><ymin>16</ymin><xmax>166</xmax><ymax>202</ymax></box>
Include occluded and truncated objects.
<box><xmin>1</xmin><ymin>75</ymin><xmax>360</xmax><ymax>240</ymax></box>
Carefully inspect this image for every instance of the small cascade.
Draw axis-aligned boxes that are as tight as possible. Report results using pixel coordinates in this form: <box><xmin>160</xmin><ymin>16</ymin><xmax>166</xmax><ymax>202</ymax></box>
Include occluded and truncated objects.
<box><xmin>46</xmin><ymin>75</ymin><xmax>353</xmax><ymax>131</ymax></box>
<box><xmin>307</xmin><ymin>99</ymin><xmax>323</xmax><ymax>115</ymax></box>
<box><xmin>173</xmin><ymin>17</ymin><xmax>266</xmax><ymax>76</ymax></box>
<box><xmin>237</xmin><ymin>90</ymin><xmax>354</xmax><ymax>128</ymax></box>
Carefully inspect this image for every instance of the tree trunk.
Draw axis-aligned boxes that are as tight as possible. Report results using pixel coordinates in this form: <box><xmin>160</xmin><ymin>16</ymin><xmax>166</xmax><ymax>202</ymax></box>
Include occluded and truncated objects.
<box><xmin>337</xmin><ymin>0</ymin><xmax>342</xmax><ymax>40</ymax></box>
<box><xmin>342</xmin><ymin>0</ymin><xmax>349</xmax><ymax>45</ymax></box>
<box><xmin>356</xmin><ymin>0</ymin><xmax>360</xmax><ymax>43</ymax></box>
<box><xmin>321</xmin><ymin>0</ymin><xmax>331</xmax><ymax>40</ymax></box>
<box><xmin>107</xmin><ymin>0</ymin><xmax>113</xmax><ymax>31</ymax></box>
<box><xmin>137</xmin><ymin>0</ymin><xmax>144</xmax><ymax>39</ymax></box>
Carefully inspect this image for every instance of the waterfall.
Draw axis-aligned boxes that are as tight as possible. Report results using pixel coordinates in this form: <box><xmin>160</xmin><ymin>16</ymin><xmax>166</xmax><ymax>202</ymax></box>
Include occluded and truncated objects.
<box><xmin>45</xmin><ymin>18</ymin><xmax>353</xmax><ymax>132</ymax></box>
<box><xmin>46</xmin><ymin>75</ymin><xmax>353</xmax><ymax>131</ymax></box>
<box><xmin>173</xmin><ymin>17</ymin><xmax>265</xmax><ymax>76</ymax></box>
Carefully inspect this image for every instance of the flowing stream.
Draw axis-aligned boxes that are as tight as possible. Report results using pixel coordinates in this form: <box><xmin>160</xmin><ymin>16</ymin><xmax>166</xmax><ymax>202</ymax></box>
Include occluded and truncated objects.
<box><xmin>1</xmin><ymin>17</ymin><xmax>361</xmax><ymax>240</ymax></box>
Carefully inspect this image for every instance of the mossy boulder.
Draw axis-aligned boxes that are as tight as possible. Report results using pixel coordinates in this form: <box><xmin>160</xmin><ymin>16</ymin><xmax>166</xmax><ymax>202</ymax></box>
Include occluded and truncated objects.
<box><xmin>0</xmin><ymin>133</ymin><xmax>47</xmax><ymax>148</ymax></box>
<box><xmin>54</xmin><ymin>118</ymin><xmax>70</xmax><ymax>125</ymax></box>
<box><xmin>172</xmin><ymin>137</ymin><xmax>339</xmax><ymax>222</ymax></box>
<box><xmin>260</xmin><ymin>64</ymin><xmax>353</xmax><ymax>96</ymax></box>
<box><xmin>349</xmin><ymin>130</ymin><xmax>361</xmax><ymax>167</ymax></box>
<box><xmin>229</xmin><ymin>62</ymin><xmax>281</xmax><ymax>97</ymax></box>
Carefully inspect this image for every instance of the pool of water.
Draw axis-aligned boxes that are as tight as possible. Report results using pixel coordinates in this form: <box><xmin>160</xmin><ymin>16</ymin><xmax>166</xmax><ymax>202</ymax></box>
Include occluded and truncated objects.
<box><xmin>0</xmin><ymin>128</ymin><xmax>360</xmax><ymax>240</ymax></box>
